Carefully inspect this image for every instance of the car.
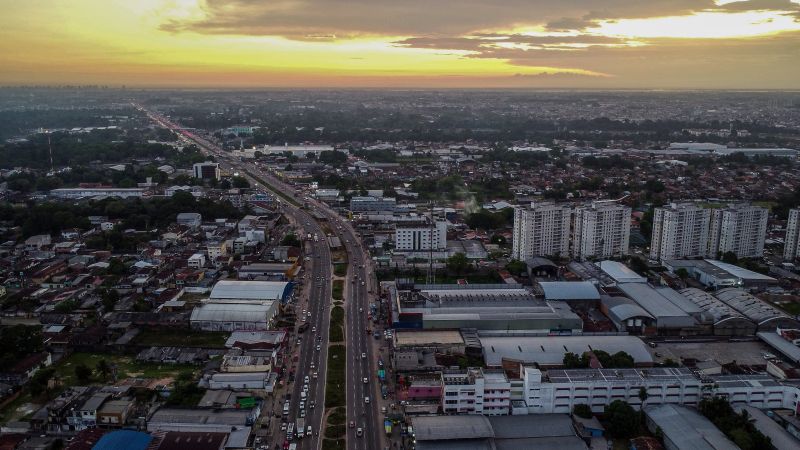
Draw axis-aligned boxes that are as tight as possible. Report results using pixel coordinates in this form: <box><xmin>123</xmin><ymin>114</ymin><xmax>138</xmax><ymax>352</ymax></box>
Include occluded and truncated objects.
<box><xmin>281</xmin><ymin>422</ymin><xmax>287</xmax><ymax>431</ymax></box>
<box><xmin>349</xmin><ymin>421</ymin><xmax>355</xmax><ymax>428</ymax></box>
<box><xmin>361</xmin><ymin>352</ymin><xmax>367</xmax><ymax>359</ymax></box>
<box><xmin>316</xmin><ymin>345</ymin><xmax>321</xmax><ymax>351</ymax></box>
<box><xmin>310</xmin><ymin>400</ymin><xmax>315</xmax><ymax>408</ymax></box>
<box><xmin>361</xmin><ymin>281</ymin><xmax>365</xmax><ymax>286</ymax></box>
<box><xmin>364</xmin><ymin>396</ymin><xmax>370</xmax><ymax>404</ymax></box>
<box><xmin>359</xmin><ymin>307</ymin><xmax>363</xmax><ymax>312</ymax></box>
<box><xmin>303</xmin><ymin>384</ymin><xmax>309</xmax><ymax>392</ymax></box>
<box><xmin>363</xmin><ymin>377</ymin><xmax>368</xmax><ymax>384</ymax></box>
<box><xmin>307</xmin><ymin>312</ymin><xmax>312</xmax><ymax>317</ymax></box>
<box><xmin>299</xmin><ymin>401</ymin><xmax>305</xmax><ymax>409</ymax></box>
<box><xmin>312</xmin><ymin>371</ymin><xmax>318</xmax><ymax>379</ymax></box>
<box><xmin>312</xmin><ymin>327</ymin><xmax>316</xmax><ymax>333</ymax></box>
<box><xmin>300</xmin><ymin>409</ymin><xmax>306</xmax><ymax>418</ymax></box>
<box><xmin>304</xmin><ymin>375</ymin><xmax>310</xmax><ymax>384</ymax></box>
<box><xmin>310</xmin><ymin>362</ymin><xmax>315</xmax><ymax>370</ymax></box>
<box><xmin>356</xmin><ymin>428</ymin><xmax>363</xmax><ymax>437</ymax></box>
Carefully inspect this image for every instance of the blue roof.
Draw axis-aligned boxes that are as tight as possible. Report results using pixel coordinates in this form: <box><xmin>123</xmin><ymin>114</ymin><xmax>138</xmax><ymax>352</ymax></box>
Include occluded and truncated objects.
<box><xmin>539</xmin><ymin>281</ymin><xmax>600</xmax><ymax>301</ymax></box>
<box><xmin>93</xmin><ymin>431</ymin><xmax>153</xmax><ymax>450</ymax></box>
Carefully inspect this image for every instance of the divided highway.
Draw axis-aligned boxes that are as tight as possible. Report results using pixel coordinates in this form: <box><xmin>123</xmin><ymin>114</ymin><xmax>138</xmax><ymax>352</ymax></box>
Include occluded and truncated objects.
<box><xmin>137</xmin><ymin>105</ymin><xmax>382</xmax><ymax>450</ymax></box>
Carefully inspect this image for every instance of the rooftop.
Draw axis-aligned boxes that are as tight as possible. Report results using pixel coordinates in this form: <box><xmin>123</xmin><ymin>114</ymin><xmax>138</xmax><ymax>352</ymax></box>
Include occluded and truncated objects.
<box><xmin>538</xmin><ymin>281</ymin><xmax>600</xmax><ymax>301</ymax></box>
<box><xmin>480</xmin><ymin>335</ymin><xmax>653</xmax><ymax>367</ymax></box>
<box><xmin>209</xmin><ymin>280</ymin><xmax>291</xmax><ymax>301</ymax></box>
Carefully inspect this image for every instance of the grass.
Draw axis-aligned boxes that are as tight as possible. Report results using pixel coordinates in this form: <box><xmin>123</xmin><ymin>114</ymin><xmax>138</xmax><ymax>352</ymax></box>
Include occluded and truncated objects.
<box><xmin>329</xmin><ymin>324</ymin><xmax>344</xmax><ymax>343</ymax></box>
<box><xmin>325</xmin><ymin>345</ymin><xmax>346</xmax><ymax>408</ymax></box>
<box><xmin>329</xmin><ymin>305</ymin><xmax>344</xmax><ymax>342</ymax></box>
<box><xmin>327</xmin><ymin>407</ymin><xmax>346</xmax><ymax>426</ymax></box>
<box><xmin>325</xmin><ymin>424</ymin><xmax>346</xmax><ymax>439</ymax></box>
<box><xmin>54</xmin><ymin>353</ymin><xmax>196</xmax><ymax>386</ymax></box>
<box><xmin>332</xmin><ymin>280</ymin><xmax>344</xmax><ymax>300</ymax></box>
<box><xmin>321</xmin><ymin>439</ymin><xmax>346</xmax><ymax>450</ymax></box>
<box><xmin>333</xmin><ymin>263</ymin><xmax>348</xmax><ymax>277</ymax></box>
<box><xmin>132</xmin><ymin>328</ymin><xmax>229</xmax><ymax>348</ymax></box>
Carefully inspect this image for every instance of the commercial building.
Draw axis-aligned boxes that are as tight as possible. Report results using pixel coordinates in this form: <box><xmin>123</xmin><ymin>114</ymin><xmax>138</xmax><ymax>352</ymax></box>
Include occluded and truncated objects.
<box><xmin>644</xmin><ymin>404</ymin><xmax>738</xmax><ymax>450</ymax></box>
<box><xmin>442</xmin><ymin>368</ymin><xmax>511</xmax><ymax>415</ymax></box>
<box><xmin>208</xmin><ymin>280</ymin><xmax>292</xmax><ymax>303</ymax></box>
<box><xmin>349</xmin><ymin>196</ymin><xmax>396</xmax><ymax>213</ymax></box>
<box><xmin>572</xmin><ymin>202</ymin><xmax>631</xmax><ymax>261</ymax></box>
<box><xmin>664</xmin><ymin>259</ymin><xmax>776</xmax><ymax>290</ymax></box>
<box><xmin>511</xmin><ymin>202</ymin><xmax>572</xmax><ymax>260</ymax></box>
<box><xmin>784</xmin><ymin>208</ymin><xmax>800</xmax><ymax>261</ymax></box>
<box><xmin>393</xmin><ymin>284</ymin><xmax>582</xmax><ymax>332</ymax></box>
<box><xmin>190</xmin><ymin>302</ymin><xmax>277</xmax><ymax>331</ymax></box>
<box><xmin>395</xmin><ymin>219</ymin><xmax>447</xmax><ymax>252</ymax></box>
<box><xmin>192</xmin><ymin>162</ymin><xmax>221</xmax><ymax>180</ymax></box>
<box><xmin>50</xmin><ymin>188</ymin><xmax>145</xmax><ymax>199</ymax></box>
<box><xmin>708</xmin><ymin>204</ymin><xmax>768</xmax><ymax>259</ymax></box>
<box><xmin>650</xmin><ymin>203</ymin><xmax>711</xmax><ymax>261</ymax></box>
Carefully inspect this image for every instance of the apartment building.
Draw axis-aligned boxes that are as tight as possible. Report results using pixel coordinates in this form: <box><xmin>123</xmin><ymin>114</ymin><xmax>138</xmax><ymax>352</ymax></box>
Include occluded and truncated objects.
<box><xmin>708</xmin><ymin>204</ymin><xmax>768</xmax><ymax>259</ymax></box>
<box><xmin>511</xmin><ymin>202</ymin><xmax>572</xmax><ymax>260</ymax></box>
<box><xmin>650</xmin><ymin>203</ymin><xmax>711</xmax><ymax>261</ymax></box>
<box><xmin>784</xmin><ymin>208</ymin><xmax>800</xmax><ymax>261</ymax></box>
<box><xmin>572</xmin><ymin>202</ymin><xmax>631</xmax><ymax>261</ymax></box>
<box><xmin>395</xmin><ymin>219</ymin><xmax>447</xmax><ymax>252</ymax></box>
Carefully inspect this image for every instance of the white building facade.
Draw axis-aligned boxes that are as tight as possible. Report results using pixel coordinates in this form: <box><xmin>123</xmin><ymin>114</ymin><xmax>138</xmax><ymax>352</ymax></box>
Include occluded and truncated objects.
<box><xmin>784</xmin><ymin>208</ymin><xmax>800</xmax><ymax>261</ymax></box>
<box><xmin>650</xmin><ymin>203</ymin><xmax>711</xmax><ymax>261</ymax></box>
<box><xmin>511</xmin><ymin>203</ymin><xmax>572</xmax><ymax>260</ymax></box>
<box><xmin>395</xmin><ymin>220</ymin><xmax>447</xmax><ymax>251</ymax></box>
<box><xmin>708</xmin><ymin>204</ymin><xmax>768</xmax><ymax>259</ymax></box>
<box><xmin>572</xmin><ymin>202</ymin><xmax>631</xmax><ymax>261</ymax></box>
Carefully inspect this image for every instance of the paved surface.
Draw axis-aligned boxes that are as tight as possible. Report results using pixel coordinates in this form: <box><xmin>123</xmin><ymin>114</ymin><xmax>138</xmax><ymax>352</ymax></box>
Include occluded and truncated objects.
<box><xmin>138</xmin><ymin>106</ymin><xmax>337</xmax><ymax>449</ymax></box>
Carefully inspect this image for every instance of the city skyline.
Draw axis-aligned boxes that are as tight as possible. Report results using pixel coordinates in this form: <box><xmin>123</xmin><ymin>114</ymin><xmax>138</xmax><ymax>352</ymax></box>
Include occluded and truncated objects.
<box><xmin>1</xmin><ymin>0</ymin><xmax>800</xmax><ymax>89</ymax></box>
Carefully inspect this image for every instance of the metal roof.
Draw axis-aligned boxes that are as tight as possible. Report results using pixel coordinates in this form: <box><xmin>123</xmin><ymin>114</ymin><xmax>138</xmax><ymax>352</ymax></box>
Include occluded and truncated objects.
<box><xmin>598</xmin><ymin>260</ymin><xmax>646</xmax><ymax>283</ymax></box>
<box><xmin>644</xmin><ymin>404</ymin><xmax>738</xmax><ymax>450</ymax></box>
<box><xmin>93</xmin><ymin>431</ymin><xmax>153</xmax><ymax>450</ymax></box>
<box><xmin>412</xmin><ymin>415</ymin><xmax>494</xmax><ymax>441</ymax></box>
<box><xmin>190</xmin><ymin>302</ymin><xmax>273</xmax><ymax>323</ymax></box>
<box><xmin>538</xmin><ymin>281</ymin><xmax>600</xmax><ymax>301</ymax></box>
<box><xmin>757</xmin><ymin>331</ymin><xmax>800</xmax><ymax>364</ymax></box>
<box><xmin>679</xmin><ymin>288</ymin><xmax>750</xmax><ymax>325</ymax></box>
<box><xmin>479</xmin><ymin>335</ymin><xmax>653</xmax><ymax>366</ymax></box>
<box><xmin>706</xmin><ymin>260</ymin><xmax>777</xmax><ymax>282</ymax></box>
<box><xmin>713</xmin><ymin>288</ymin><xmax>792</xmax><ymax>325</ymax></box>
<box><xmin>609</xmin><ymin>303</ymin><xmax>654</xmax><ymax>322</ymax></box>
<box><xmin>209</xmin><ymin>280</ymin><xmax>290</xmax><ymax>301</ymax></box>
<box><xmin>617</xmin><ymin>283</ymin><xmax>696</xmax><ymax>328</ymax></box>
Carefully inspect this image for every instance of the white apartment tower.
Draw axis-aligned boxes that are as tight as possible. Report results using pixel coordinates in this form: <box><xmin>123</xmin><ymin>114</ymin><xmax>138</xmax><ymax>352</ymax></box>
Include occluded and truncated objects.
<box><xmin>512</xmin><ymin>203</ymin><xmax>572</xmax><ymax>260</ymax></box>
<box><xmin>572</xmin><ymin>202</ymin><xmax>631</xmax><ymax>261</ymax></box>
<box><xmin>707</xmin><ymin>204</ymin><xmax>768</xmax><ymax>259</ymax></box>
<box><xmin>395</xmin><ymin>219</ymin><xmax>447</xmax><ymax>251</ymax></box>
<box><xmin>649</xmin><ymin>203</ymin><xmax>711</xmax><ymax>261</ymax></box>
<box><xmin>784</xmin><ymin>208</ymin><xmax>800</xmax><ymax>261</ymax></box>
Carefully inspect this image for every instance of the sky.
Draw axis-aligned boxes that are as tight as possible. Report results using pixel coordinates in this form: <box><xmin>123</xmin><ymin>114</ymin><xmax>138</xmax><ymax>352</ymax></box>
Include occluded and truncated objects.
<box><xmin>1</xmin><ymin>0</ymin><xmax>799</xmax><ymax>89</ymax></box>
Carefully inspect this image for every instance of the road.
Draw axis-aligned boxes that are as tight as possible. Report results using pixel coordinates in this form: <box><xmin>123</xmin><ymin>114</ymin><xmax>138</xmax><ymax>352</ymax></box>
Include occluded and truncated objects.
<box><xmin>137</xmin><ymin>105</ymin><xmax>382</xmax><ymax>450</ymax></box>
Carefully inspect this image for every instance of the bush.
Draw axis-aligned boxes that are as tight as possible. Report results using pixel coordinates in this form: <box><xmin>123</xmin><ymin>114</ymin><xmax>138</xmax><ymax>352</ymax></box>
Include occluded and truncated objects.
<box><xmin>604</xmin><ymin>400</ymin><xmax>639</xmax><ymax>439</ymax></box>
<box><xmin>573</xmin><ymin>404</ymin><xmax>593</xmax><ymax>419</ymax></box>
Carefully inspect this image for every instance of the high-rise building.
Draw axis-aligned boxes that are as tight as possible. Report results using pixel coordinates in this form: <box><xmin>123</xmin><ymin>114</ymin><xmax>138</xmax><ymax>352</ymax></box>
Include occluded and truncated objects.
<box><xmin>395</xmin><ymin>219</ymin><xmax>447</xmax><ymax>251</ymax></box>
<box><xmin>193</xmin><ymin>162</ymin><xmax>221</xmax><ymax>180</ymax></box>
<box><xmin>511</xmin><ymin>202</ymin><xmax>572</xmax><ymax>260</ymax></box>
<box><xmin>707</xmin><ymin>204</ymin><xmax>768</xmax><ymax>259</ymax></box>
<box><xmin>784</xmin><ymin>208</ymin><xmax>800</xmax><ymax>261</ymax></box>
<box><xmin>650</xmin><ymin>203</ymin><xmax>711</xmax><ymax>261</ymax></box>
<box><xmin>572</xmin><ymin>202</ymin><xmax>631</xmax><ymax>261</ymax></box>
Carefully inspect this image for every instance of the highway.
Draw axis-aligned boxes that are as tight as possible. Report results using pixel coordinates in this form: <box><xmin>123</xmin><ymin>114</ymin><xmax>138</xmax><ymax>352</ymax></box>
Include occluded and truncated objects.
<box><xmin>137</xmin><ymin>105</ymin><xmax>382</xmax><ymax>450</ymax></box>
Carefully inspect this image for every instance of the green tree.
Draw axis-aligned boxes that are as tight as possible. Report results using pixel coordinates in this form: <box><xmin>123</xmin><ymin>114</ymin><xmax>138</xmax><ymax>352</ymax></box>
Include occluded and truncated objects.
<box><xmin>281</xmin><ymin>233</ymin><xmax>301</xmax><ymax>247</ymax></box>
<box><xmin>96</xmin><ymin>359</ymin><xmax>111</xmax><ymax>381</ymax></box>
<box><xmin>604</xmin><ymin>400</ymin><xmax>639</xmax><ymax>438</ymax></box>
<box><xmin>29</xmin><ymin>367</ymin><xmax>56</xmax><ymax>397</ymax></box>
<box><xmin>675</xmin><ymin>268</ymin><xmax>689</xmax><ymax>279</ymax></box>
<box><xmin>721</xmin><ymin>251</ymin><xmax>738</xmax><ymax>264</ymax></box>
<box><xmin>563</xmin><ymin>352</ymin><xmax>588</xmax><ymax>369</ymax></box>
<box><xmin>505</xmin><ymin>259</ymin><xmax>527</xmax><ymax>276</ymax></box>
<box><xmin>231</xmin><ymin>176</ymin><xmax>250</xmax><ymax>188</ymax></box>
<box><xmin>75</xmin><ymin>363</ymin><xmax>93</xmax><ymax>383</ymax></box>
<box><xmin>446</xmin><ymin>253</ymin><xmax>470</xmax><ymax>276</ymax></box>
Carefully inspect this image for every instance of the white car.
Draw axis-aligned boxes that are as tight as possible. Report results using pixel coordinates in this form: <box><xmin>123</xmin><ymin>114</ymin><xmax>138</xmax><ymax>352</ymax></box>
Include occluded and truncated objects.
<box><xmin>363</xmin><ymin>377</ymin><xmax>368</xmax><ymax>384</ymax></box>
<box><xmin>364</xmin><ymin>397</ymin><xmax>370</xmax><ymax>404</ymax></box>
<box><xmin>304</xmin><ymin>375</ymin><xmax>310</xmax><ymax>384</ymax></box>
<box><xmin>361</xmin><ymin>352</ymin><xmax>367</xmax><ymax>359</ymax></box>
<box><xmin>316</xmin><ymin>345</ymin><xmax>321</xmax><ymax>351</ymax></box>
<box><xmin>303</xmin><ymin>384</ymin><xmax>309</xmax><ymax>392</ymax></box>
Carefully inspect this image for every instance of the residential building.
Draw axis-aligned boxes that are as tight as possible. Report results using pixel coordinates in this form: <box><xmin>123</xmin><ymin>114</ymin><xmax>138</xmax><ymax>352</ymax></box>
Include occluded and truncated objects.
<box><xmin>442</xmin><ymin>368</ymin><xmax>511</xmax><ymax>415</ymax></box>
<box><xmin>512</xmin><ymin>202</ymin><xmax>572</xmax><ymax>260</ymax></box>
<box><xmin>708</xmin><ymin>204</ymin><xmax>768</xmax><ymax>259</ymax></box>
<box><xmin>349</xmin><ymin>196</ymin><xmax>396</xmax><ymax>213</ymax></box>
<box><xmin>650</xmin><ymin>203</ymin><xmax>711</xmax><ymax>261</ymax></box>
<box><xmin>395</xmin><ymin>219</ymin><xmax>447</xmax><ymax>251</ymax></box>
<box><xmin>187</xmin><ymin>253</ymin><xmax>206</xmax><ymax>269</ymax></box>
<box><xmin>176</xmin><ymin>212</ymin><xmax>202</xmax><ymax>230</ymax></box>
<box><xmin>785</xmin><ymin>208</ymin><xmax>800</xmax><ymax>261</ymax></box>
<box><xmin>572</xmin><ymin>202</ymin><xmax>631</xmax><ymax>261</ymax></box>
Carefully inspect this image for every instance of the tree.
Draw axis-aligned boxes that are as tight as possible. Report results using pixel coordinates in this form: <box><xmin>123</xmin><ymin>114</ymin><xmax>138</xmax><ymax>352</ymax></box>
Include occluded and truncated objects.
<box><xmin>231</xmin><ymin>176</ymin><xmax>250</xmax><ymax>189</ymax></box>
<box><xmin>106</xmin><ymin>258</ymin><xmax>127</xmax><ymax>276</ymax></box>
<box><xmin>96</xmin><ymin>359</ymin><xmax>111</xmax><ymax>381</ymax></box>
<box><xmin>638</xmin><ymin>387</ymin><xmax>649</xmax><ymax>409</ymax></box>
<box><xmin>721</xmin><ymin>251</ymin><xmax>738</xmax><ymax>264</ymax></box>
<box><xmin>29</xmin><ymin>367</ymin><xmax>56</xmax><ymax>397</ymax></box>
<box><xmin>75</xmin><ymin>364</ymin><xmax>93</xmax><ymax>383</ymax></box>
<box><xmin>604</xmin><ymin>400</ymin><xmax>639</xmax><ymax>438</ymax></box>
<box><xmin>505</xmin><ymin>260</ymin><xmax>527</xmax><ymax>276</ymax></box>
<box><xmin>446</xmin><ymin>253</ymin><xmax>470</xmax><ymax>276</ymax></box>
<box><xmin>281</xmin><ymin>233</ymin><xmax>301</xmax><ymax>247</ymax></box>
<box><xmin>563</xmin><ymin>352</ymin><xmax>588</xmax><ymax>369</ymax></box>
<box><xmin>675</xmin><ymin>268</ymin><xmax>689</xmax><ymax>279</ymax></box>
<box><xmin>573</xmin><ymin>403</ymin><xmax>593</xmax><ymax>419</ymax></box>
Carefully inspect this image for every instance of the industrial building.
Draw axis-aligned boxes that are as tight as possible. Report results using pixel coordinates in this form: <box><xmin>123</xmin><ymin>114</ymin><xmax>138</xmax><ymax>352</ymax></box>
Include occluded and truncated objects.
<box><xmin>537</xmin><ymin>281</ymin><xmax>600</xmax><ymax>303</ymax></box>
<box><xmin>597</xmin><ymin>260</ymin><xmax>646</xmax><ymax>284</ymax></box>
<box><xmin>393</xmin><ymin>283</ymin><xmax>582</xmax><ymax>332</ymax></box>
<box><xmin>679</xmin><ymin>288</ymin><xmax>757</xmax><ymax>336</ymax></box>
<box><xmin>208</xmin><ymin>280</ymin><xmax>292</xmax><ymax>303</ymax></box>
<box><xmin>411</xmin><ymin>414</ymin><xmax>588</xmax><ymax>450</ymax></box>
<box><xmin>615</xmin><ymin>283</ymin><xmax>700</xmax><ymax>334</ymax></box>
<box><xmin>599</xmin><ymin>296</ymin><xmax>656</xmax><ymax>334</ymax></box>
<box><xmin>479</xmin><ymin>335</ymin><xmax>653</xmax><ymax>368</ymax></box>
<box><xmin>189</xmin><ymin>302</ymin><xmax>277</xmax><ymax>331</ymax></box>
<box><xmin>713</xmin><ymin>288</ymin><xmax>800</xmax><ymax>331</ymax></box>
<box><xmin>644</xmin><ymin>404</ymin><xmax>738</xmax><ymax>450</ymax></box>
<box><xmin>50</xmin><ymin>187</ymin><xmax>145</xmax><ymax>199</ymax></box>
<box><xmin>664</xmin><ymin>259</ymin><xmax>776</xmax><ymax>289</ymax></box>
<box><xmin>349</xmin><ymin>195</ymin><xmax>396</xmax><ymax>213</ymax></box>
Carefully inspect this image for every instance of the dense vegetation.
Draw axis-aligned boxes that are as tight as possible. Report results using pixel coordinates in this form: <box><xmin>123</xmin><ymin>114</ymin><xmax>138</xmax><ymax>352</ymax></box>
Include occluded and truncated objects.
<box><xmin>699</xmin><ymin>397</ymin><xmax>772</xmax><ymax>450</ymax></box>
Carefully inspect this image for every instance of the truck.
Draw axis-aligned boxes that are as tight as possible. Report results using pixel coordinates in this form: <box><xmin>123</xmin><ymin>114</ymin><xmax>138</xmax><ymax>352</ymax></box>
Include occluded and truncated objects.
<box><xmin>287</xmin><ymin>422</ymin><xmax>294</xmax><ymax>440</ymax></box>
<box><xmin>296</xmin><ymin>418</ymin><xmax>305</xmax><ymax>438</ymax></box>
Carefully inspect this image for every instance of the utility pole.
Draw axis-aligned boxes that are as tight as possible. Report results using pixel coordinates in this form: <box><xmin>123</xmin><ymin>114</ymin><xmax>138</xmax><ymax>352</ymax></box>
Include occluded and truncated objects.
<box><xmin>427</xmin><ymin>201</ymin><xmax>435</xmax><ymax>285</ymax></box>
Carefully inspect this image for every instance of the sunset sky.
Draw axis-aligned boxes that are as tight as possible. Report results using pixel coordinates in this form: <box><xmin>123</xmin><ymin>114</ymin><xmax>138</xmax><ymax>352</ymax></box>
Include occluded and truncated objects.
<box><xmin>1</xmin><ymin>0</ymin><xmax>799</xmax><ymax>88</ymax></box>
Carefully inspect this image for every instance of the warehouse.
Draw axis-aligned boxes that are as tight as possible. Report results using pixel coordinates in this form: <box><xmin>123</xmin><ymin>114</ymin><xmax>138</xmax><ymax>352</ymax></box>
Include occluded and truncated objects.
<box><xmin>598</xmin><ymin>260</ymin><xmax>647</xmax><ymax>284</ymax></box>
<box><xmin>616</xmin><ymin>283</ymin><xmax>700</xmax><ymax>334</ymax></box>
<box><xmin>679</xmin><ymin>288</ymin><xmax>757</xmax><ymax>336</ymax></box>
<box><xmin>713</xmin><ymin>288</ymin><xmax>800</xmax><ymax>331</ymax></box>
<box><xmin>394</xmin><ymin>284</ymin><xmax>583</xmax><ymax>332</ymax></box>
<box><xmin>600</xmin><ymin>296</ymin><xmax>656</xmax><ymax>335</ymax></box>
<box><xmin>479</xmin><ymin>334</ymin><xmax>653</xmax><ymax>368</ymax></box>
<box><xmin>537</xmin><ymin>281</ymin><xmax>600</xmax><ymax>306</ymax></box>
<box><xmin>209</xmin><ymin>280</ymin><xmax>292</xmax><ymax>303</ymax></box>
<box><xmin>190</xmin><ymin>302</ymin><xmax>277</xmax><ymax>331</ymax></box>
<box><xmin>644</xmin><ymin>404</ymin><xmax>738</xmax><ymax>450</ymax></box>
